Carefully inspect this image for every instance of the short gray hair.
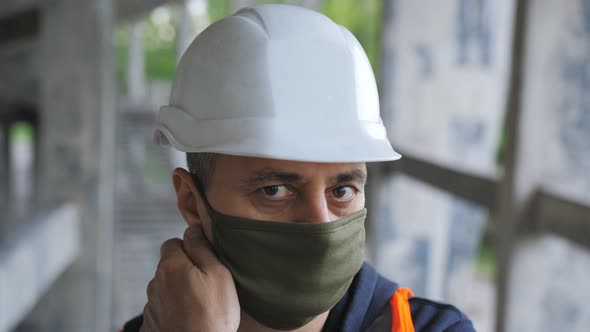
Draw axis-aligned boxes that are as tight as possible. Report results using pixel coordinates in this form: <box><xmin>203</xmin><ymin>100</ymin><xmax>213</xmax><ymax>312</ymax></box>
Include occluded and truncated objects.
<box><xmin>186</xmin><ymin>152</ymin><xmax>218</xmax><ymax>191</ymax></box>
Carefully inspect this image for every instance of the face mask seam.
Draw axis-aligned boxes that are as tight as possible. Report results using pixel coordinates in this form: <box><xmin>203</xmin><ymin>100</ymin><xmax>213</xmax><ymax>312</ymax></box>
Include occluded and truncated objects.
<box><xmin>210</xmin><ymin>210</ymin><xmax>367</xmax><ymax>233</ymax></box>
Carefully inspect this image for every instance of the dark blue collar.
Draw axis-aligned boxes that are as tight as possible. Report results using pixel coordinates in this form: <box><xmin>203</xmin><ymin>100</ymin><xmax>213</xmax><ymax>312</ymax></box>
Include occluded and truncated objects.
<box><xmin>323</xmin><ymin>262</ymin><xmax>398</xmax><ymax>332</ymax></box>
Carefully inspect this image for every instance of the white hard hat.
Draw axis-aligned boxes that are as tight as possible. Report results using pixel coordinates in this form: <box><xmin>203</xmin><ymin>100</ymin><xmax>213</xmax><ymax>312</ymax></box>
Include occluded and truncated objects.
<box><xmin>154</xmin><ymin>4</ymin><xmax>401</xmax><ymax>163</ymax></box>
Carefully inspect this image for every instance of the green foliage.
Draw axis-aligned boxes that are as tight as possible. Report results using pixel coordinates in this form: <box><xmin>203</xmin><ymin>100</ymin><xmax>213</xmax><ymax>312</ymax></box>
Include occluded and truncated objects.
<box><xmin>143</xmin><ymin>11</ymin><xmax>178</xmax><ymax>80</ymax></box>
<box><xmin>207</xmin><ymin>0</ymin><xmax>233</xmax><ymax>22</ymax></box>
<box><xmin>496</xmin><ymin>122</ymin><xmax>507</xmax><ymax>166</ymax></box>
<box><xmin>476</xmin><ymin>241</ymin><xmax>497</xmax><ymax>279</ymax></box>
<box><xmin>115</xmin><ymin>7</ymin><xmax>179</xmax><ymax>86</ymax></box>
<box><xmin>10</xmin><ymin>122</ymin><xmax>33</xmax><ymax>141</ymax></box>
<box><xmin>323</xmin><ymin>0</ymin><xmax>382</xmax><ymax>74</ymax></box>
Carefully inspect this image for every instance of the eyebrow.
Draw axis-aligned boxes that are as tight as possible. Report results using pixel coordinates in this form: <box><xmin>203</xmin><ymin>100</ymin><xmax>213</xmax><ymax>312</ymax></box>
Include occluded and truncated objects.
<box><xmin>240</xmin><ymin>167</ymin><xmax>367</xmax><ymax>189</ymax></box>
<box><xmin>331</xmin><ymin>168</ymin><xmax>367</xmax><ymax>185</ymax></box>
<box><xmin>241</xmin><ymin>168</ymin><xmax>305</xmax><ymax>189</ymax></box>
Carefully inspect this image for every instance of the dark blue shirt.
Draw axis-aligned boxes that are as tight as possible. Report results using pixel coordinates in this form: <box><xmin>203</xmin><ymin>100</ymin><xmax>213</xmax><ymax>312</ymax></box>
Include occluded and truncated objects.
<box><xmin>323</xmin><ymin>263</ymin><xmax>475</xmax><ymax>331</ymax></box>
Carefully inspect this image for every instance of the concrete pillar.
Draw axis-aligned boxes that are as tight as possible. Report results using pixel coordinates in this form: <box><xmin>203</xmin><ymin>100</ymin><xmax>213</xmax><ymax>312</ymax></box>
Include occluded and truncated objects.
<box><xmin>299</xmin><ymin>0</ymin><xmax>322</xmax><ymax>10</ymax></box>
<box><xmin>168</xmin><ymin>0</ymin><xmax>193</xmax><ymax>169</ymax></box>
<box><xmin>176</xmin><ymin>0</ymin><xmax>192</xmax><ymax>62</ymax></box>
<box><xmin>0</xmin><ymin>122</ymin><xmax>9</xmax><ymax>217</ymax></box>
<box><xmin>232</xmin><ymin>0</ymin><xmax>252</xmax><ymax>12</ymax></box>
<box><xmin>32</xmin><ymin>115</ymin><xmax>40</xmax><ymax>208</ymax></box>
<box><xmin>127</xmin><ymin>20</ymin><xmax>146</xmax><ymax>101</ymax></box>
<box><xmin>20</xmin><ymin>0</ymin><xmax>116</xmax><ymax>331</ymax></box>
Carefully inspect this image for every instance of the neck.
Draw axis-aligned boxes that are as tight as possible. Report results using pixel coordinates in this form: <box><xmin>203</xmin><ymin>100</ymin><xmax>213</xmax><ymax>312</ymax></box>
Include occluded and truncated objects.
<box><xmin>237</xmin><ymin>310</ymin><xmax>329</xmax><ymax>332</ymax></box>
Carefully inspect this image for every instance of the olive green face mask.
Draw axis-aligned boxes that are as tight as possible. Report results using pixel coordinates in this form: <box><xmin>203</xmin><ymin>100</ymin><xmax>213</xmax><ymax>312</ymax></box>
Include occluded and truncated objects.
<box><xmin>206</xmin><ymin>204</ymin><xmax>366</xmax><ymax>331</ymax></box>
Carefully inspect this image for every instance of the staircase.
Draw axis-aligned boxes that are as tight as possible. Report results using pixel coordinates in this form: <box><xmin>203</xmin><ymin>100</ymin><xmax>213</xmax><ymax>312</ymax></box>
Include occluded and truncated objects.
<box><xmin>112</xmin><ymin>104</ymin><xmax>186</xmax><ymax>327</ymax></box>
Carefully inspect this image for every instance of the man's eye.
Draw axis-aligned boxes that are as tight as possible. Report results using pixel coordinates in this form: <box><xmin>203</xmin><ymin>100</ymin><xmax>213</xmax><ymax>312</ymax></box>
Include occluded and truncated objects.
<box><xmin>260</xmin><ymin>185</ymin><xmax>292</xmax><ymax>200</ymax></box>
<box><xmin>331</xmin><ymin>186</ymin><xmax>356</xmax><ymax>202</ymax></box>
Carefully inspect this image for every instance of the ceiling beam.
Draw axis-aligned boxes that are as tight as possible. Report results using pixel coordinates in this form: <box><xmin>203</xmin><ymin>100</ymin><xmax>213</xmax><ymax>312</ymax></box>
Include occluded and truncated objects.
<box><xmin>386</xmin><ymin>151</ymin><xmax>500</xmax><ymax>210</ymax></box>
<box><xmin>524</xmin><ymin>190</ymin><xmax>590</xmax><ymax>250</ymax></box>
<box><xmin>0</xmin><ymin>8</ymin><xmax>39</xmax><ymax>46</ymax></box>
<box><xmin>0</xmin><ymin>38</ymin><xmax>38</xmax><ymax>106</ymax></box>
<box><xmin>0</xmin><ymin>0</ymin><xmax>38</xmax><ymax>20</ymax></box>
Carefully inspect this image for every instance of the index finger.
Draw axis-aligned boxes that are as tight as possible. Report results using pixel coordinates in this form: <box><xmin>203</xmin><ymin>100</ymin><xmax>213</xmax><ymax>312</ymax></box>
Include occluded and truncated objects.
<box><xmin>159</xmin><ymin>238</ymin><xmax>184</xmax><ymax>261</ymax></box>
<box><xmin>183</xmin><ymin>223</ymin><xmax>221</xmax><ymax>269</ymax></box>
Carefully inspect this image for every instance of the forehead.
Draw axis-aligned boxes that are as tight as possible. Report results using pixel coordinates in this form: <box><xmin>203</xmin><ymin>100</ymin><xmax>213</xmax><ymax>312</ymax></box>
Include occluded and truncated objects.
<box><xmin>213</xmin><ymin>154</ymin><xmax>367</xmax><ymax>180</ymax></box>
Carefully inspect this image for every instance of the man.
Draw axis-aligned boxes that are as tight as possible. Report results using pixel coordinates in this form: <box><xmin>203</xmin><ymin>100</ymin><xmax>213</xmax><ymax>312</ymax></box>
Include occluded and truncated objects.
<box><xmin>123</xmin><ymin>4</ymin><xmax>475</xmax><ymax>331</ymax></box>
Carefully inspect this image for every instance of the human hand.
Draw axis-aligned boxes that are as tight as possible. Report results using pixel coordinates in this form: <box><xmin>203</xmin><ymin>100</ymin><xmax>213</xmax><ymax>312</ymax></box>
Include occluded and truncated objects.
<box><xmin>140</xmin><ymin>224</ymin><xmax>240</xmax><ymax>332</ymax></box>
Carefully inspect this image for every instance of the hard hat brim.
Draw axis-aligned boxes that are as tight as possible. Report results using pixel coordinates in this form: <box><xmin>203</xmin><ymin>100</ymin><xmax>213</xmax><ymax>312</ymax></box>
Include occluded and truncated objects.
<box><xmin>154</xmin><ymin>106</ymin><xmax>401</xmax><ymax>163</ymax></box>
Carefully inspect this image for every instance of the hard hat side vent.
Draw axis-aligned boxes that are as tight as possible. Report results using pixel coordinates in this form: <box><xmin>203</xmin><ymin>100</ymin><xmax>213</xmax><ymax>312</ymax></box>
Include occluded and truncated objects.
<box><xmin>153</xmin><ymin>129</ymin><xmax>171</xmax><ymax>146</ymax></box>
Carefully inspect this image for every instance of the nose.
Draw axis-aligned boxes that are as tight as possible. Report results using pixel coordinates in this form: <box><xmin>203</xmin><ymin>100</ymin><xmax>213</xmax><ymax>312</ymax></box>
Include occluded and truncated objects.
<box><xmin>295</xmin><ymin>191</ymin><xmax>335</xmax><ymax>224</ymax></box>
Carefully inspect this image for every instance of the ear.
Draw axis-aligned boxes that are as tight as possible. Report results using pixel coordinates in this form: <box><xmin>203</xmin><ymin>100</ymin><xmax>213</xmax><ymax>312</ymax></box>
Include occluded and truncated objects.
<box><xmin>172</xmin><ymin>168</ymin><xmax>205</xmax><ymax>227</ymax></box>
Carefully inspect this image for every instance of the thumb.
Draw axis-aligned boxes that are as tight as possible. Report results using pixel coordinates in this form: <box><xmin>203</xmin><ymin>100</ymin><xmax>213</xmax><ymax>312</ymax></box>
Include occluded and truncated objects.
<box><xmin>183</xmin><ymin>224</ymin><xmax>221</xmax><ymax>269</ymax></box>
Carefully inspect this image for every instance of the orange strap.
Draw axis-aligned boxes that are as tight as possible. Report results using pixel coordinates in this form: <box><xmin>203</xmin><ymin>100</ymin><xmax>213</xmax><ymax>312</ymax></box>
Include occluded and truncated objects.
<box><xmin>389</xmin><ymin>288</ymin><xmax>415</xmax><ymax>332</ymax></box>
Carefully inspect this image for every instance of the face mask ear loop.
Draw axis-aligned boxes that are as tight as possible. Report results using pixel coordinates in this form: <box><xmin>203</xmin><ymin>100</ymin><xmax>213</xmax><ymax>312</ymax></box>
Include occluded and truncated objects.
<box><xmin>189</xmin><ymin>173</ymin><xmax>225</xmax><ymax>257</ymax></box>
<box><xmin>189</xmin><ymin>173</ymin><xmax>215</xmax><ymax>211</ymax></box>
<box><xmin>189</xmin><ymin>173</ymin><xmax>221</xmax><ymax>230</ymax></box>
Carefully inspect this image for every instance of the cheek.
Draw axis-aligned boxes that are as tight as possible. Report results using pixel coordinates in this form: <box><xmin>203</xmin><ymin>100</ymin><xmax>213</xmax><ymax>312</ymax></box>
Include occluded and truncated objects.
<box><xmin>326</xmin><ymin>194</ymin><xmax>366</xmax><ymax>219</ymax></box>
<box><xmin>353</xmin><ymin>192</ymin><xmax>366</xmax><ymax>210</ymax></box>
<box><xmin>208</xmin><ymin>186</ymin><xmax>266</xmax><ymax>220</ymax></box>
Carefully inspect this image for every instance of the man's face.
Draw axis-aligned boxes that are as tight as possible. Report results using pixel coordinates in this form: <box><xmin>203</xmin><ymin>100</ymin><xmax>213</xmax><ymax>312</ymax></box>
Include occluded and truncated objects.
<box><xmin>174</xmin><ymin>154</ymin><xmax>367</xmax><ymax>242</ymax></box>
<box><xmin>208</xmin><ymin>155</ymin><xmax>367</xmax><ymax>222</ymax></box>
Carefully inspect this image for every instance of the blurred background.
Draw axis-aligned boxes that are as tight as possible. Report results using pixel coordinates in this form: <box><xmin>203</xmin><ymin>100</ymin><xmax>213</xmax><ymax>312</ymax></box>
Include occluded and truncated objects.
<box><xmin>0</xmin><ymin>0</ymin><xmax>589</xmax><ymax>331</ymax></box>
